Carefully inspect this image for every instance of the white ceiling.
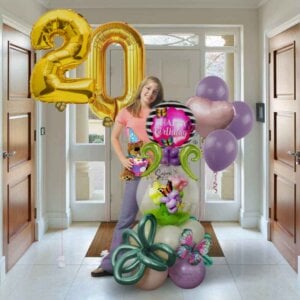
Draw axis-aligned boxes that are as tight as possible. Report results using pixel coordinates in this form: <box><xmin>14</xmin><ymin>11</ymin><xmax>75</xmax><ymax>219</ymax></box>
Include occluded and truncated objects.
<box><xmin>38</xmin><ymin>0</ymin><xmax>269</xmax><ymax>9</ymax></box>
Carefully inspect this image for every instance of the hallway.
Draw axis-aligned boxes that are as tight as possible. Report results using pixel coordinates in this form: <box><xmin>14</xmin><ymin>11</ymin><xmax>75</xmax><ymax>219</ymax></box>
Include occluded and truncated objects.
<box><xmin>0</xmin><ymin>222</ymin><xmax>299</xmax><ymax>300</ymax></box>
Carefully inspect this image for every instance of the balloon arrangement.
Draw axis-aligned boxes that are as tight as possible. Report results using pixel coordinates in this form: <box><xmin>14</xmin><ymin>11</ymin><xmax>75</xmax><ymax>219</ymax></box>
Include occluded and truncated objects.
<box><xmin>30</xmin><ymin>9</ymin><xmax>145</xmax><ymax>125</ymax></box>
<box><xmin>112</xmin><ymin>101</ymin><xmax>213</xmax><ymax>290</ymax></box>
<box><xmin>186</xmin><ymin>76</ymin><xmax>254</xmax><ymax>172</ymax></box>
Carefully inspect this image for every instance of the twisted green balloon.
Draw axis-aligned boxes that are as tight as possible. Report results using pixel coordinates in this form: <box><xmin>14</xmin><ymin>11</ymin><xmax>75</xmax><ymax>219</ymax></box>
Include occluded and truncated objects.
<box><xmin>112</xmin><ymin>214</ymin><xmax>176</xmax><ymax>285</ymax></box>
<box><xmin>179</xmin><ymin>144</ymin><xmax>202</xmax><ymax>180</ymax></box>
<box><xmin>140</xmin><ymin>142</ymin><xmax>162</xmax><ymax>177</ymax></box>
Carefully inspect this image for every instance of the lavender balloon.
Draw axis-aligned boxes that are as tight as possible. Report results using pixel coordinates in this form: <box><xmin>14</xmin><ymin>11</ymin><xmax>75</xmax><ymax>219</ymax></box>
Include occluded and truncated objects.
<box><xmin>169</xmin><ymin>258</ymin><xmax>206</xmax><ymax>289</ymax></box>
<box><xmin>226</xmin><ymin>101</ymin><xmax>254</xmax><ymax>139</ymax></box>
<box><xmin>203</xmin><ymin>129</ymin><xmax>238</xmax><ymax>172</ymax></box>
<box><xmin>196</xmin><ymin>76</ymin><xmax>229</xmax><ymax>101</ymax></box>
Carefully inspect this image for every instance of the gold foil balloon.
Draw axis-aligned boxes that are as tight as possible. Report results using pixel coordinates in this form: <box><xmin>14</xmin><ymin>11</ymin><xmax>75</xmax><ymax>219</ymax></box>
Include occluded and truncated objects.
<box><xmin>30</xmin><ymin>9</ymin><xmax>94</xmax><ymax>104</ymax></box>
<box><xmin>88</xmin><ymin>22</ymin><xmax>145</xmax><ymax>120</ymax></box>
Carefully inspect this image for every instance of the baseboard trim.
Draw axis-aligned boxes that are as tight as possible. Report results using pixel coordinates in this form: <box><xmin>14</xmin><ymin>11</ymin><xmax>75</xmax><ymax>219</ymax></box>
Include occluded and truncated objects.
<box><xmin>239</xmin><ymin>209</ymin><xmax>260</xmax><ymax>228</ymax></box>
<box><xmin>47</xmin><ymin>209</ymin><xmax>72</xmax><ymax>229</ymax></box>
<box><xmin>259</xmin><ymin>216</ymin><xmax>270</xmax><ymax>239</ymax></box>
<box><xmin>35</xmin><ymin>216</ymin><xmax>48</xmax><ymax>241</ymax></box>
<box><xmin>0</xmin><ymin>256</ymin><xmax>6</xmax><ymax>286</ymax></box>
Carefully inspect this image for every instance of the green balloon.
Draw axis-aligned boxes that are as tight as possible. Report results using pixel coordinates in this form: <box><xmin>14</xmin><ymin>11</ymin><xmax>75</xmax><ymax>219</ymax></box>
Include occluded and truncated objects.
<box><xmin>140</xmin><ymin>142</ymin><xmax>162</xmax><ymax>177</ymax></box>
<box><xmin>179</xmin><ymin>144</ymin><xmax>202</xmax><ymax>180</ymax></box>
<box><xmin>111</xmin><ymin>214</ymin><xmax>176</xmax><ymax>285</ymax></box>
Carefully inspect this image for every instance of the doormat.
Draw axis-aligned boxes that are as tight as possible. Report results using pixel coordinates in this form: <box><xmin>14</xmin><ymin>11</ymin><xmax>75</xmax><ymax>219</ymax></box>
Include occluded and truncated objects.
<box><xmin>86</xmin><ymin>221</ymin><xmax>224</xmax><ymax>257</ymax></box>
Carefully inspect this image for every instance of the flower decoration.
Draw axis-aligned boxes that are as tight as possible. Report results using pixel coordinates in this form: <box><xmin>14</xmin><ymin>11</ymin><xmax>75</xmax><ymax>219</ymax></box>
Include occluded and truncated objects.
<box><xmin>159</xmin><ymin>181</ymin><xmax>182</xmax><ymax>213</ymax></box>
<box><xmin>112</xmin><ymin>214</ymin><xmax>176</xmax><ymax>285</ymax></box>
<box><xmin>169</xmin><ymin>174</ymin><xmax>188</xmax><ymax>192</ymax></box>
<box><xmin>149</xmin><ymin>181</ymin><xmax>165</xmax><ymax>205</ymax></box>
<box><xmin>176</xmin><ymin>229</ymin><xmax>213</xmax><ymax>266</ymax></box>
<box><xmin>146</xmin><ymin>180</ymin><xmax>190</xmax><ymax>226</ymax></box>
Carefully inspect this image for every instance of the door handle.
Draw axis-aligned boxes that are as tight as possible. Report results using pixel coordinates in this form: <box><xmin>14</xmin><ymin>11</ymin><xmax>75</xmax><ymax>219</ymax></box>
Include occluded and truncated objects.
<box><xmin>2</xmin><ymin>151</ymin><xmax>16</xmax><ymax>159</ymax></box>
<box><xmin>287</xmin><ymin>150</ymin><xmax>300</xmax><ymax>164</ymax></box>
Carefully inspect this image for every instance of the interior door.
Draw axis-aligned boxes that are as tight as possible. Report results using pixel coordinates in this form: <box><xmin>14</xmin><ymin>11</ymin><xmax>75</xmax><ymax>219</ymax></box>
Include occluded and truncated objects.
<box><xmin>269</xmin><ymin>24</ymin><xmax>300</xmax><ymax>271</ymax></box>
<box><xmin>2</xmin><ymin>24</ymin><xmax>36</xmax><ymax>270</ymax></box>
<box><xmin>109</xmin><ymin>48</ymin><xmax>201</xmax><ymax>220</ymax></box>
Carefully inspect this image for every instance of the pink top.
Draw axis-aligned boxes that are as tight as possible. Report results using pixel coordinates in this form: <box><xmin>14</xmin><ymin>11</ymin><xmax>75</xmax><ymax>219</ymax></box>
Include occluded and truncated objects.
<box><xmin>115</xmin><ymin>107</ymin><xmax>151</xmax><ymax>142</ymax></box>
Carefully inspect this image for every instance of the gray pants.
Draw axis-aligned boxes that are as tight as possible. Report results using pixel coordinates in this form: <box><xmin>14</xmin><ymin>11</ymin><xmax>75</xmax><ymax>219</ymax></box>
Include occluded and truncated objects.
<box><xmin>100</xmin><ymin>178</ymin><xmax>140</xmax><ymax>272</ymax></box>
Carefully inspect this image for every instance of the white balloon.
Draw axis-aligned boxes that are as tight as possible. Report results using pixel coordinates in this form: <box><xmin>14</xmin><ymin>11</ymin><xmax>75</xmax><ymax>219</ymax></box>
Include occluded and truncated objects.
<box><xmin>136</xmin><ymin>177</ymin><xmax>157</xmax><ymax>213</ymax></box>
<box><xmin>155</xmin><ymin>225</ymin><xmax>182</xmax><ymax>249</ymax></box>
<box><xmin>136</xmin><ymin>166</ymin><xmax>200</xmax><ymax>217</ymax></box>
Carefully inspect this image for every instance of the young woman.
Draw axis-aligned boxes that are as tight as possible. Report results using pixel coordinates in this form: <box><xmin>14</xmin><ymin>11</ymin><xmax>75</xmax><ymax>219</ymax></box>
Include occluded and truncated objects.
<box><xmin>91</xmin><ymin>76</ymin><xmax>164</xmax><ymax>277</ymax></box>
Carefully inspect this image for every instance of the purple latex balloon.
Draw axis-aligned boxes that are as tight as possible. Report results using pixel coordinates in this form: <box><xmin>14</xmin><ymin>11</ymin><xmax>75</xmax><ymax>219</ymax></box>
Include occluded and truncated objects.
<box><xmin>203</xmin><ymin>129</ymin><xmax>238</xmax><ymax>172</ymax></box>
<box><xmin>196</xmin><ymin>76</ymin><xmax>229</xmax><ymax>101</ymax></box>
<box><xmin>226</xmin><ymin>101</ymin><xmax>254</xmax><ymax>139</ymax></box>
<box><xmin>161</xmin><ymin>147</ymin><xmax>180</xmax><ymax>166</ymax></box>
<box><xmin>169</xmin><ymin>258</ymin><xmax>206</xmax><ymax>289</ymax></box>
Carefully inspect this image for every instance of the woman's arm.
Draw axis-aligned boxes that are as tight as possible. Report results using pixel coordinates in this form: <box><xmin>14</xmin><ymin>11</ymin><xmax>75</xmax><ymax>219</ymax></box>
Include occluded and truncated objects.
<box><xmin>111</xmin><ymin>121</ymin><xmax>133</xmax><ymax>170</ymax></box>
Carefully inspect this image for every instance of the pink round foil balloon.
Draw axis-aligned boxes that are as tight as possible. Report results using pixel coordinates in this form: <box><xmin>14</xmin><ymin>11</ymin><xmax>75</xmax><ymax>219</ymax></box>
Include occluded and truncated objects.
<box><xmin>186</xmin><ymin>96</ymin><xmax>234</xmax><ymax>138</ymax></box>
<box><xmin>146</xmin><ymin>101</ymin><xmax>196</xmax><ymax>148</ymax></box>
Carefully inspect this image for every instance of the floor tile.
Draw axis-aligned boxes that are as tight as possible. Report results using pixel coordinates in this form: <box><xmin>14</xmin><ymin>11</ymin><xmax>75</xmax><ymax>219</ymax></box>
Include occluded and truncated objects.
<box><xmin>8</xmin><ymin>265</ymin><xmax>80</xmax><ymax>300</ymax></box>
<box><xmin>0</xmin><ymin>221</ymin><xmax>298</xmax><ymax>300</ymax></box>
<box><xmin>219</xmin><ymin>239</ymin><xmax>287</xmax><ymax>265</ymax></box>
<box><xmin>181</xmin><ymin>264</ymin><xmax>242</xmax><ymax>300</ymax></box>
<box><xmin>230</xmin><ymin>264</ymin><xmax>300</xmax><ymax>300</ymax></box>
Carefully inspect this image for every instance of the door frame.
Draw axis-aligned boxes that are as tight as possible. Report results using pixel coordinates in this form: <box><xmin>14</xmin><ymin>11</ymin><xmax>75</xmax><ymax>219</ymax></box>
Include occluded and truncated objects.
<box><xmin>0</xmin><ymin>14</ymin><xmax>41</xmax><ymax>276</ymax></box>
<box><xmin>264</xmin><ymin>15</ymin><xmax>300</xmax><ymax>241</ymax></box>
<box><xmin>1</xmin><ymin>19</ymin><xmax>36</xmax><ymax>271</ymax></box>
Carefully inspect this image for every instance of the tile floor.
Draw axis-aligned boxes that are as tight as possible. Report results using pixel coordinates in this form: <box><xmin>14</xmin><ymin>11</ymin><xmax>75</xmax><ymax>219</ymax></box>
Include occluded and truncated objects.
<box><xmin>1</xmin><ymin>222</ymin><xmax>300</xmax><ymax>300</ymax></box>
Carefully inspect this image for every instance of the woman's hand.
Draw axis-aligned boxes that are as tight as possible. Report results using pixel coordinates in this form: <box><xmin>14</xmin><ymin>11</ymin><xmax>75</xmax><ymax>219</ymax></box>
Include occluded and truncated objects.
<box><xmin>121</xmin><ymin>157</ymin><xmax>134</xmax><ymax>170</ymax></box>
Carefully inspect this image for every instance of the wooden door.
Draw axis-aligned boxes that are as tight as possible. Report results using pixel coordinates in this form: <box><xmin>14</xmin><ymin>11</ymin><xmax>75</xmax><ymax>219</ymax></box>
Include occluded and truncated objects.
<box><xmin>269</xmin><ymin>24</ymin><xmax>300</xmax><ymax>271</ymax></box>
<box><xmin>2</xmin><ymin>24</ymin><xmax>36</xmax><ymax>270</ymax></box>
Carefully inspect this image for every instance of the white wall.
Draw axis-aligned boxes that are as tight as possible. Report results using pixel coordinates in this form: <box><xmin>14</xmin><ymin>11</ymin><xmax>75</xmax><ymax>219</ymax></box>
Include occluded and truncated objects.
<box><xmin>0</xmin><ymin>0</ymin><xmax>45</xmax><ymax>25</ymax></box>
<box><xmin>0</xmin><ymin>0</ymin><xmax>46</xmax><ymax>283</ymax></box>
<box><xmin>258</xmin><ymin>0</ymin><xmax>300</xmax><ymax>235</ymax></box>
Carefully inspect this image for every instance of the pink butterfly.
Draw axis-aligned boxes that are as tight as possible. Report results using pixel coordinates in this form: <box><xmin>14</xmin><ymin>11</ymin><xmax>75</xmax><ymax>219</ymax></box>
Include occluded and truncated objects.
<box><xmin>176</xmin><ymin>229</ymin><xmax>213</xmax><ymax>266</ymax></box>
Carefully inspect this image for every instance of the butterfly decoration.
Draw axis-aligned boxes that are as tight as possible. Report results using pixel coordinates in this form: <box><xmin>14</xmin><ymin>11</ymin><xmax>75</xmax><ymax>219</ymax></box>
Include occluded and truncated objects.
<box><xmin>159</xmin><ymin>181</ymin><xmax>182</xmax><ymax>214</ymax></box>
<box><xmin>161</xmin><ymin>137</ymin><xmax>173</xmax><ymax>147</ymax></box>
<box><xmin>158</xmin><ymin>180</ymin><xmax>173</xmax><ymax>196</ymax></box>
<box><xmin>176</xmin><ymin>229</ymin><xmax>213</xmax><ymax>266</ymax></box>
<box><xmin>156</xmin><ymin>107</ymin><xmax>167</xmax><ymax>117</ymax></box>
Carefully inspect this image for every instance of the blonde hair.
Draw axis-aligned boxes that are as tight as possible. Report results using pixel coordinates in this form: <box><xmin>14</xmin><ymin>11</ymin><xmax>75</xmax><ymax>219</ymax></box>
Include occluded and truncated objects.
<box><xmin>127</xmin><ymin>76</ymin><xmax>164</xmax><ymax>117</ymax></box>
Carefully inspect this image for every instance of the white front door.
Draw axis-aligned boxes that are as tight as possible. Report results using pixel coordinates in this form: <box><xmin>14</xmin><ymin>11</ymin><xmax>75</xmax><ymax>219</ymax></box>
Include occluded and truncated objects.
<box><xmin>109</xmin><ymin>48</ymin><xmax>201</xmax><ymax>220</ymax></box>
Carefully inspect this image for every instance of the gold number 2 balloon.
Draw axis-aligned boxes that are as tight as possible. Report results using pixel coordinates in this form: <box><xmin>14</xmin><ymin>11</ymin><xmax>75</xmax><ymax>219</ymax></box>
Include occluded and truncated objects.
<box><xmin>88</xmin><ymin>22</ymin><xmax>145</xmax><ymax>120</ymax></box>
<box><xmin>30</xmin><ymin>10</ymin><xmax>145</xmax><ymax>122</ymax></box>
<box><xmin>30</xmin><ymin>9</ymin><xmax>94</xmax><ymax>104</ymax></box>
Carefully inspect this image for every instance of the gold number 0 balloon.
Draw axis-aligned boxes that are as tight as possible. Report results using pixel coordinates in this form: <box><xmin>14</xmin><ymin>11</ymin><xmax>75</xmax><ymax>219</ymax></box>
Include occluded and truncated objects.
<box><xmin>88</xmin><ymin>22</ymin><xmax>145</xmax><ymax>120</ymax></box>
<box><xmin>30</xmin><ymin>10</ymin><xmax>94</xmax><ymax>104</ymax></box>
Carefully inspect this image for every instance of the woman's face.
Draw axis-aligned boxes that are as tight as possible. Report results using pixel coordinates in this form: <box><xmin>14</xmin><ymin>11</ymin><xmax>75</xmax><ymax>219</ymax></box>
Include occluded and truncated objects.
<box><xmin>140</xmin><ymin>80</ymin><xmax>160</xmax><ymax>107</ymax></box>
